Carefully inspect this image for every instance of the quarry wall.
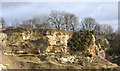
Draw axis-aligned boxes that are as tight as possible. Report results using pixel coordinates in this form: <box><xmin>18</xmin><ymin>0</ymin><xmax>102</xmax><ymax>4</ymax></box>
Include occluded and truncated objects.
<box><xmin>0</xmin><ymin>28</ymin><xmax>109</xmax><ymax>58</ymax></box>
<box><xmin>1</xmin><ymin>28</ymin><xmax>73</xmax><ymax>53</ymax></box>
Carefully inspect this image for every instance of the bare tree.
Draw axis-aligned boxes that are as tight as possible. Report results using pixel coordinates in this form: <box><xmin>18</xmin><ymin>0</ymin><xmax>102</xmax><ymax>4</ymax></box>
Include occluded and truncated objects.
<box><xmin>81</xmin><ymin>17</ymin><xmax>96</xmax><ymax>31</ymax></box>
<box><xmin>21</xmin><ymin>20</ymin><xmax>33</xmax><ymax>29</ymax></box>
<box><xmin>0</xmin><ymin>18</ymin><xmax>7</xmax><ymax>29</ymax></box>
<box><xmin>100</xmin><ymin>24</ymin><xmax>114</xmax><ymax>35</ymax></box>
<box><xmin>94</xmin><ymin>24</ymin><xmax>101</xmax><ymax>35</ymax></box>
<box><xmin>11</xmin><ymin>19</ymin><xmax>20</xmax><ymax>28</ymax></box>
<box><xmin>70</xmin><ymin>15</ymin><xmax>79</xmax><ymax>31</ymax></box>
<box><xmin>39</xmin><ymin>15</ymin><xmax>50</xmax><ymax>29</ymax></box>
<box><xmin>94</xmin><ymin>23</ymin><xmax>114</xmax><ymax>36</ymax></box>
<box><xmin>48</xmin><ymin>11</ymin><xmax>64</xmax><ymax>30</ymax></box>
<box><xmin>63</xmin><ymin>12</ymin><xmax>79</xmax><ymax>31</ymax></box>
<box><xmin>48</xmin><ymin>11</ymin><xmax>79</xmax><ymax>31</ymax></box>
<box><xmin>32</xmin><ymin>17</ymin><xmax>41</xmax><ymax>29</ymax></box>
<box><xmin>32</xmin><ymin>15</ymin><xmax>49</xmax><ymax>29</ymax></box>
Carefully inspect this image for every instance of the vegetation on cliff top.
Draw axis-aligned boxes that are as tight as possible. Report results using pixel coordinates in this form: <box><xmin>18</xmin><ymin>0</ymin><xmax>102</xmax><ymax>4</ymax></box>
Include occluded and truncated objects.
<box><xmin>68</xmin><ymin>30</ymin><xmax>95</xmax><ymax>51</ymax></box>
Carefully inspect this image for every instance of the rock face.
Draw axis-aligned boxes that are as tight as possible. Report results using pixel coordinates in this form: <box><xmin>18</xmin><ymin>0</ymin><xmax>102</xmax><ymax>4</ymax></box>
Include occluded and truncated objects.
<box><xmin>46</xmin><ymin>31</ymin><xmax>72</xmax><ymax>53</ymax></box>
<box><xmin>88</xmin><ymin>43</ymin><xmax>98</xmax><ymax>56</ymax></box>
<box><xmin>88</xmin><ymin>35</ymin><xmax>98</xmax><ymax>56</ymax></box>
<box><xmin>1</xmin><ymin>28</ymin><xmax>118</xmax><ymax>69</ymax></box>
<box><xmin>0</xmin><ymin>64</ymin><xmax>7</xmax><ymax>70</ymax></box>
<box><xmin>88</xmin><ymin>35</ymin><xmax>107</xmax><ymax>58</ymax></box>
<box><xmin>37</xmin><ymin>52</ymin><xmax>118</xmax><ymax>69</ymax></box>
<box><xmin>0</xmin><ymin>33</ymin><xmax>7</xmax><ymax>46</ymax></box>
<box><xmin>1</xmin><ymin>28</ymin><xmax>109</xmax><ymax>58</ymax></box>
<box><xmin>2</xmin><ymin>28</ymin><xmax>73</xmax><ymax>53</ymax></box>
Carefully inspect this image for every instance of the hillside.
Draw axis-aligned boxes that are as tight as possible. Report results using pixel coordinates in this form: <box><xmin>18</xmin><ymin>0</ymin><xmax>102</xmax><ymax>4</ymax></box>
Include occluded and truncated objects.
<box><xmin>0</xmin><ymin>28</ymin><xmax>119</xmax><ymax>70</ymax></box>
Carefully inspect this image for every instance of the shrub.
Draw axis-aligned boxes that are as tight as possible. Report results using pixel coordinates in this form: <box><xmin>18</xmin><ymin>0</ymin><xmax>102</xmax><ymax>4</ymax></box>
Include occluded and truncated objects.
<box><xmin>87</xmin><ymin>51</ymin><xmax>92</xmax><ymax>57</ymax></box>
<box><xmin>88</xmin><ymin>54</ymin><xmax>92</xmax><ymax>57</ymax></box>
<box><xmin>90</xmin><ymin>30</ymin><xmax>96</xmax><ymax>35</ymax></box>
<box><xmin>95</xmin><ymin>39</ymin><xmax>100</xmax><ymax>46</ymax></box>
<box><xmin>106</xmin><ymin>49</ymin><xmax>120</xmax><ymax>56</ymax></box>
<box><xmin>101</xmin><ymin>45</ymin><xmax>105</xmax><ymax>50</ymax></box>
<box><xmin>68</xmin><ymin>30</ymin><xmax>95</xmax><ymax>51</ymax></box>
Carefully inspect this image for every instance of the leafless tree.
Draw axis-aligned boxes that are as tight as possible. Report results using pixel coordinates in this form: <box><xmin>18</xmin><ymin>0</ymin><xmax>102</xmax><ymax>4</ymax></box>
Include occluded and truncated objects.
<box><xmin>94</xmin><ymin>23</ymin><xmax>114</xmax><ymax>36</ymax></box>
<box><xmin>48</xmin><ymin>11</ymin><xmax>79</xmax><ymax>31</ymax></box>
<box><xmin>11</xmin><ymin>19</ymin><xmax>20</xmax><ymax>28</ymax></box>
<box><xmin>32</xmin><ymin>15</ymin><xmax>49</xmax><ymax>29</ymax></box>
<box><xmin>39</xmin><ymin>15</ymin><xmax>50</xmax><ymax>29</ymax></box>
<box><xmin>32</xmin><ymin>17</ymin><xmax>41</xmax><ymax>29</ymax></box>
<box><xmin>48</xmin><ymin>11</ymin><xmax>64</xmax><ymax>30</ymax></box>
<box><xmin>63</xmin><ymin>12</ymin><xmax>79</xmax><ymax>31</ymax></box>
<box><xmin>94</xmin><ymin>24</ymin><xmax>101</xmax><ymax>35</ymax></box>
<box><xmin>100</xmin><ymin>24</ymin><xmax>114</xmax><ymax>35</ymax></box>
<box><xmin>0</xmin><ymin>18</ymin><xmax>7</xmax><ymax>29</ymax></box>
<box><xmin>20</xmin><ymin>20</ymin><xmax>33</xmax><ymax>29</ymax></box>
<box><xmin>81</xmin><ymin>17</ymin><xmax>96</xmax><ymax>31</ymax></box>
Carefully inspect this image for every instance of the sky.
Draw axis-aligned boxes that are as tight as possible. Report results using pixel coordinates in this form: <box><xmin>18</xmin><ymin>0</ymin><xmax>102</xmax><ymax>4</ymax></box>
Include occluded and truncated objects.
<box><xmin>1</xmin><ymin>2</ymin><xmax>118</xmax><ymax>30</ymax></box>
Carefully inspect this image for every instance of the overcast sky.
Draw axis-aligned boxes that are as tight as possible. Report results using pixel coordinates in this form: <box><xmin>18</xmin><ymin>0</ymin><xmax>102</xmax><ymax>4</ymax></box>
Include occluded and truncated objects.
<box><xmin>2</xmin><ymin>2</ymin><xmax>118</xmax><ymax>30</ymax></box>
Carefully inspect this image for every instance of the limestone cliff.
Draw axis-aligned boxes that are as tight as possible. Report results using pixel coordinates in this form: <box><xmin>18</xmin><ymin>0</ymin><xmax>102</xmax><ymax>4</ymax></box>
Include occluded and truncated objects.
<box><xmin>1</xmin><ymin>28</ymin><xmax>109</xmax><ymax>57</ymax></box>
<box><xmin>0</xmin><ymin>28</ymin><xmax>119</xmax><ymax>69</ymax></box>
<box><xmin>1</xmin><ymin>28</ymin><xmax>73</xmax><ymax>53</ymax></box>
